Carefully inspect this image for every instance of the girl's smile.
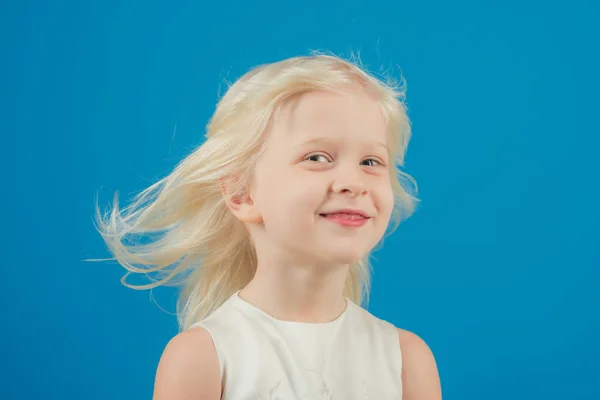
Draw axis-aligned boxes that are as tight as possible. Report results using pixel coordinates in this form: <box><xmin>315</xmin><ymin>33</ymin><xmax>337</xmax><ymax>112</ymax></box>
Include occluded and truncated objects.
<box><xmin>319</xmin><ymin>209</ymin><xmax>371</xmax><ymax>228</ymax></box>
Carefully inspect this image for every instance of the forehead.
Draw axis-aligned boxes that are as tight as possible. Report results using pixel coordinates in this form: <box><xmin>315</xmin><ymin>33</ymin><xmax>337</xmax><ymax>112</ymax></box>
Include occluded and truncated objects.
<box><xmin>269</xmin><ymin>88</ymin><xmax>388</xmax><ymax>145</ymax></box>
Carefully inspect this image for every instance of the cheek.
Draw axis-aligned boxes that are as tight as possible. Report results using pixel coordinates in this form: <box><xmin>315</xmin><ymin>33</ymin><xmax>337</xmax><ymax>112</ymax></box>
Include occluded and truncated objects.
<box><xmin>254</xmin><ymin>170</ymin><xmax>322</xmax><ymax>219</ymax></box>
<box><xmin>282</xmin><ymin>181</ymin><xmax>324</xmax><ymax>215</ymax></box>
<box><xmin>377</xmin><ymin>184</ymin><xmax>395</xmax><ymax>219</ymax></box>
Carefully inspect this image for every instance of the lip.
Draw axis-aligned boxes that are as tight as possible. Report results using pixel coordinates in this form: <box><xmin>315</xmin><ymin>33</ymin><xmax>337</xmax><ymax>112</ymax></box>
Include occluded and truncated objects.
<box><xmin>319</xmin><ymin>209</ymin><xmax>371</xmax><ymax>228</ymax></box>
<box><xmin>319</xmin><ymin>209</ymin><xmax>370</xmax><ymax>218</ymax></box>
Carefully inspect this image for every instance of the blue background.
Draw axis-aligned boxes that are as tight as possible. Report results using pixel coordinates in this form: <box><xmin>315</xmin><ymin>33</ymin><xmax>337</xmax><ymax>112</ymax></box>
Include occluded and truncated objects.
<box><xmin>2</xmin><ymin>0</ymin><xmax>599</xmax><ymax>399</ymax></box>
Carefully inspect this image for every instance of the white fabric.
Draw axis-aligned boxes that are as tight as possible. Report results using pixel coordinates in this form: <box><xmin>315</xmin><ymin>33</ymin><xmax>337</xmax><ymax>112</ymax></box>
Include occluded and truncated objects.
<box><xmin>190</xmin><ymin>290</ymin><xmax>403</xmax><ymax>399</ymax></box>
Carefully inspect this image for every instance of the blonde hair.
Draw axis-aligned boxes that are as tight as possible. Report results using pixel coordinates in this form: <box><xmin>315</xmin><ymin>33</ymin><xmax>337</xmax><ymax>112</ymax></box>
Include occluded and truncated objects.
<box><xmin>90</xmin><ymin>50</ymin><xmax>420</xmax><ymax>331</ymax></box>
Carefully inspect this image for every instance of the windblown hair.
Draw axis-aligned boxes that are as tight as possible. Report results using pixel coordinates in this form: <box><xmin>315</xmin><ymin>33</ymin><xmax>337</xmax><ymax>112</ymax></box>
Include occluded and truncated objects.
<box><xmin>91</xmin><ymin>51</ymin><xmax>420</xmax><ymax>331</ymax></box>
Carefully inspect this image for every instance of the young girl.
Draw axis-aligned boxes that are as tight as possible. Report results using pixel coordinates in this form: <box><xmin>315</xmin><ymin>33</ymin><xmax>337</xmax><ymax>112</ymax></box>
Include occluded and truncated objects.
<box><xmin>94</xmin><ymin>51</ymin><xmax>441</xmax><ymax>399</ymax></box>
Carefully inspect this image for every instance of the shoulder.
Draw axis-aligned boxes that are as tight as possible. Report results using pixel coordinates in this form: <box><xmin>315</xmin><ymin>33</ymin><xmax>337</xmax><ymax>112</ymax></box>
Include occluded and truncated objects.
<box><xmin>153</xmin><ymin>327</ymin><xmax>222</xmax><ymax>400</ymax></box>
<box><xmin>397</xmin><ymin>328</ymin><xmax>442</xmax><ymax>400</ymax></box>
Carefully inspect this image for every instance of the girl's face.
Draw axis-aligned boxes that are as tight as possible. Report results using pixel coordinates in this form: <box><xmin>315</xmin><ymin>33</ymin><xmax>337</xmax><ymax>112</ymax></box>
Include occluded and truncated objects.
<box><xmin>248</xmin><ymin>87</ymin><xmax>395</xmax><ymax>266</ymax></box>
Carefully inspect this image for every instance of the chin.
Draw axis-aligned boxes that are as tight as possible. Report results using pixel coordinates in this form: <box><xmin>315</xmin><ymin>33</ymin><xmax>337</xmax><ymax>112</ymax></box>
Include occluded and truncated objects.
<box><xmin>323</xmin><ymin>247</ymin><xmax>370</xmax><ymax>265</ymax></box>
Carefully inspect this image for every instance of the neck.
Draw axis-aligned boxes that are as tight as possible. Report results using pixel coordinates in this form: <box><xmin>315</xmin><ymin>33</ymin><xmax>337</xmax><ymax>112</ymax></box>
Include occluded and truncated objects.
<box><xmin>239</xmin><ymin>256</ymin><xmax>350</xmax><ymax>323</ymax></box>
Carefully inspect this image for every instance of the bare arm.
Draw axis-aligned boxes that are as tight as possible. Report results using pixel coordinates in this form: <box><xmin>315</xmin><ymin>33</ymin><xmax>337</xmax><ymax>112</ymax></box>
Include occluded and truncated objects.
<box><xmin>398</xmin><ymin>328</ymin><xmax>442</xmax><ymax>400</ymax></box>
<box><xmin>153</xmin><ymin>327</ymin><xmax>222</xmax><ymax>400</ymax></box>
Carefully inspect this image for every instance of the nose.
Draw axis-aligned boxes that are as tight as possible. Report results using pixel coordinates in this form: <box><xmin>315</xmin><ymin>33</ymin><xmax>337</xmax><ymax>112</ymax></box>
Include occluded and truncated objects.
<box><xmin>331</xmin><ymin>171</ymin><xmax>368</xmax><ymax>198</ymax></box>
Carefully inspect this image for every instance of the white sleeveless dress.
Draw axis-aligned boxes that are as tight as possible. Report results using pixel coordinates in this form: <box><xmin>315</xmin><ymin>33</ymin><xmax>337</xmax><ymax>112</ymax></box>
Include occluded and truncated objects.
<box><xmin>190</xmin><ymin>291</ymin><xmax>403</xmax><ymax>400</ymax></box>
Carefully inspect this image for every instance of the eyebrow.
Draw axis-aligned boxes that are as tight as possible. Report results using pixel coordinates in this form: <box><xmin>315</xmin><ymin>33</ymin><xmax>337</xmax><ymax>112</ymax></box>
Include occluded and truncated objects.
<box><xmin>297</xmin><ymin>136</ymin><xmax>388</xmax><ymax>150</ymax></box>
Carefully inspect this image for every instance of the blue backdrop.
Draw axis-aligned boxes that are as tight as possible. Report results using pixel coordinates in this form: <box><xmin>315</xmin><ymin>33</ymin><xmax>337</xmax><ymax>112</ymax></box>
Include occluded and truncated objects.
<box><xmin>2</xmin><ymin>0</ymin><xmax>598</xmax><ymax>399</ymax></box>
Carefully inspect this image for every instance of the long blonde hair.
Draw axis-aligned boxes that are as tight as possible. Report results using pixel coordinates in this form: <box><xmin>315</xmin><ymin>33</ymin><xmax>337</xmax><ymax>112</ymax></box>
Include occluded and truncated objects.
<box><xmin>90</xmin><ymin>51</ymin><xmax>420</xmax><ymax>331</ymax></box>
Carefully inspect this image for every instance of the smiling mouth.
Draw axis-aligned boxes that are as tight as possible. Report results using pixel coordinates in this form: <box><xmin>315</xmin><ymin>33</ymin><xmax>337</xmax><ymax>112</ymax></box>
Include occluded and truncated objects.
<box><xmin>319</xmin><ymin>213</ymin><xmax>371</xmax><ymax>227</ymax></box>
<box><xmin>319</xmin><ymin>213</ymin><xmax>369</xmax><ymax>220</ymax></box>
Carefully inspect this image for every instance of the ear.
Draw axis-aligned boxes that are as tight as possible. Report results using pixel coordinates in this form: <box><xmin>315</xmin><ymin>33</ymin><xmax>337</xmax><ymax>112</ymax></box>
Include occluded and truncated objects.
<box><xmin>219</xmin><ymin>177</ymin><xmax>262</xmax><ymax>223</ymax></box>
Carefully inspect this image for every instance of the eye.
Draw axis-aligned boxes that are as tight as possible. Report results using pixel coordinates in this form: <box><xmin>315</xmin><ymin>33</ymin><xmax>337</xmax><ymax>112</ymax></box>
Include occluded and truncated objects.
<box><xmin>360</xmin><ymin>158</ymin><xmax>384</xmax><ymax>167</ymax></box>
<box><xmin>305</xmin><ymin>153</ymin><xmax>331</xmax><ymax>163</ymax></box>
